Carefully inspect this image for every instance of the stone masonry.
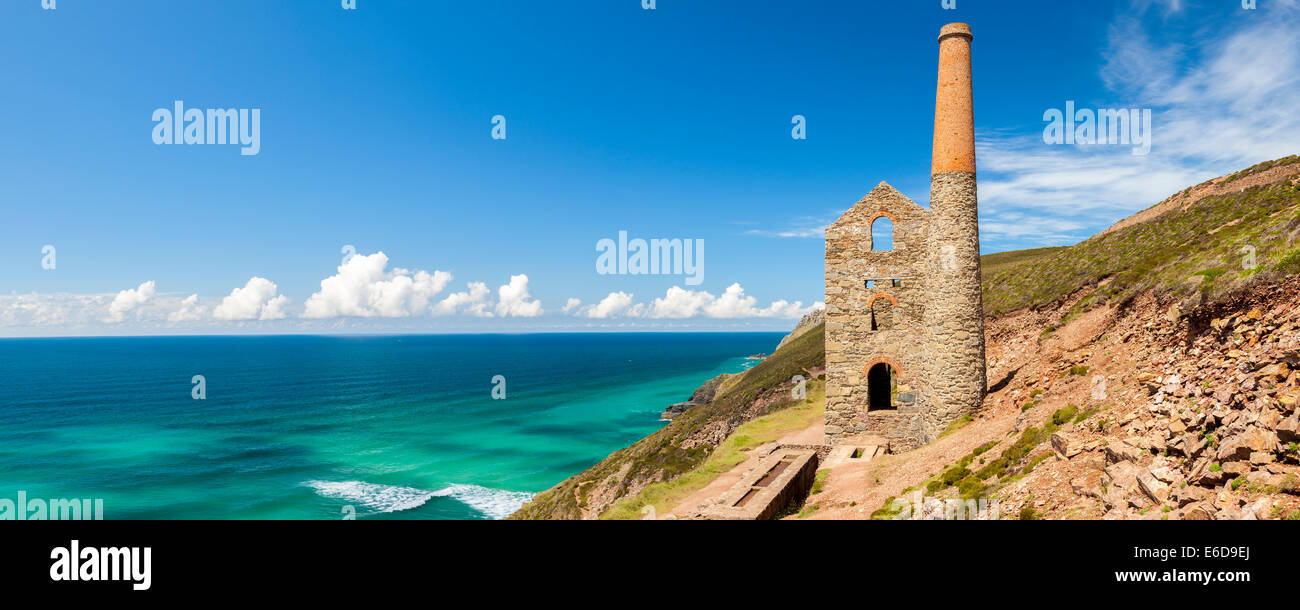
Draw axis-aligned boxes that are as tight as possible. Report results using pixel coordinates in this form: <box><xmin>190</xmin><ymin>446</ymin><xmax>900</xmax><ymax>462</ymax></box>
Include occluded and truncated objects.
<box><xmin>824</xmin><ymin>23</ymin><xmax>986</xmax><ymax>452</ymax></box>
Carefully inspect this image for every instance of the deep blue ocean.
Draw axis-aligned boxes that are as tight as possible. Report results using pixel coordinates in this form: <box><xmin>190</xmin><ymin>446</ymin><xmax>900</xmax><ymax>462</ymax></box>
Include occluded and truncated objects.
<box><xmin>0</xmin><ymin>333</ymin><xmax>781</xmax><ymax>519</ymax></box>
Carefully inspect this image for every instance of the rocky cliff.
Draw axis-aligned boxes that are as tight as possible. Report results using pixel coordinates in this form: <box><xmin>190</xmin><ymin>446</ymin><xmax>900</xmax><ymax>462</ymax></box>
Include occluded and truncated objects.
<box><xmin>802</xmin><ymin>154</ymin><xmax>1300</xmax><ymax>520</ymax></box>
<box><xmin>511</xmin><ymin>154</ymin><xmax>1300</xmax><ymax>521</ymax></box>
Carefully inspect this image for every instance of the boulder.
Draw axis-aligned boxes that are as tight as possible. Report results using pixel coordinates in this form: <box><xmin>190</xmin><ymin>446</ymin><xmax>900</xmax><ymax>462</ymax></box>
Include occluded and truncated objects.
<box><xmin>1106</xmin><ymin>441</ymin><xmax>1144</xmax><ymax>464</ymax></box>
<box><xmin>1196</xmin><ymin>465</ymin><xmax>1225</xmax><ymax>487</ymax></box>
<box><xmin>1182</xmin><ymin>433</ymin><xmax>1207</xmax><ymax>458</ymax></box>
<box><xmin>1137</xmin><ymin>470</ymin><xmax>1170</xmax><ymax>503</ymax></box>
<box><xmin>1217</xmin><ymin>437</ymin><xmax>1252</xmax><ymax>462</ymax></box>
<box><xmin>1172</xmin><ymin>484</ymin><xmax>1208</xmax><ymax>508</ymax></box>
<box><xmin>1104</xmin><ymin>461</ymin><xmax>1139</xmax><ymax>489</ymax></box>
<box><xmin>1222</xmin><ymin>461</ymin><xmax>1251</xmax><ymax>477</ymax></box>
<box><xmin>1278</xmin><ymin>413</ymin><xmax>1300</xmax><ymax>441</ymax></box>
<box><xmin>1071</xmin><ymin>473</ymin><xmax>1105</xmax><ymax>499</ymax></box>
<box><xmin>1257</xmin><ymin>362</ymin><xmax>1290</xmax><ymax>382</ymax></box>
<box><xmin>1051</xmin><ymin>433</ymin><xmax>1082</xmax><ymax>459</ymax></box>
<box><xmin>1248</xmin><ymin>427</ymin><xmax>1278</xmax><ymax>448</ymax></box>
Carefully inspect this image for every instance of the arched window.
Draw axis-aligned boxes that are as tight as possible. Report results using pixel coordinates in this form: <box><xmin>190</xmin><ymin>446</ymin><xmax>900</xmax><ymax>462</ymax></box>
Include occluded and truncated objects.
<box><xmin>870</xmin><ymin>216</ymin><xmax>894</xmax><ymax>251</ymax></box>
<box><xmin>866</xmin><ymin>362</ymin><xmax>898</xmax><ymax>410</ymax></box>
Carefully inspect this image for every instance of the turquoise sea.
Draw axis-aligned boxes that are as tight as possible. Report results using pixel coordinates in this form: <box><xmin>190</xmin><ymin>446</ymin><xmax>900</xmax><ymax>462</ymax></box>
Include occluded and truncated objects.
<box><xmin>0</xmin><ymin>333</ymin><xmax>781</xmax><ymax>519</ymax></box>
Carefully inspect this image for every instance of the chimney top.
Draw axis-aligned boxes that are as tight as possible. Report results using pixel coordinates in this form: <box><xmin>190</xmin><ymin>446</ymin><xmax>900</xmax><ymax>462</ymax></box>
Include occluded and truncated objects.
<box><xmin>931</xmin><ymin>22</ymin><xmax>975</xmax><ymax>175</ymax></box>
<box><xmin>938</xmin><ymin>23</ymin><xmax>973</xmax><ymax>42</ymax></box>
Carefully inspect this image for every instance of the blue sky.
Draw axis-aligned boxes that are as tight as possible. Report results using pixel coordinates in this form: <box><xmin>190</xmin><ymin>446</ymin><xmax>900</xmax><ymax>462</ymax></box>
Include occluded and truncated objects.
<box><xmin>2</xmin><ymin>0</ymin><xmax>1297</xmax><ymax>335</ymax></box>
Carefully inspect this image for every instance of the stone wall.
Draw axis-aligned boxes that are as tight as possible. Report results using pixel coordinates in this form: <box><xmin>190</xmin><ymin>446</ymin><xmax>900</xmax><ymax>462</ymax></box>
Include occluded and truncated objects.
<box><xmin>823</xmin><ymin>176</ymin><xmax>986</xmax><ymax>451</ymax></box>
<box><xmin>824</xmin><ymin>182</ymin><xmax>932</xmax><ymax>449</ymax></box>
<box><xmin>823</xmin><ymin>22</ymin><xmax>987</xmax><ymax>453</ymax></box>
<box><xmin>922</xmin><ymin>170</ymin><xmax>987</xmax><ymax>442</ymax></box>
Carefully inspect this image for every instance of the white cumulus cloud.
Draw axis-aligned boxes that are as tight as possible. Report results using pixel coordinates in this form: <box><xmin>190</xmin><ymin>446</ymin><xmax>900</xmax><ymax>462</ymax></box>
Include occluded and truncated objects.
<box><xmin>580</xmin><ymin>291</ymin><xmax>642</xmax><ymax>319</ymax></box>
<box><xmin>302</xmin><ymin>252</ymin><xmax>453</xmax><ymax>318</ymax></box>
<box><xmin>213</xmin><ymin>277</ymin><xmax>289</xmax><ymax>321</ymax></box>
<box><xmin>646</xmin><ymin>286</ymin><xmax>715</xmax><ymax>319</ymax></box>
<box><xmin>106</xmin><ymin>281</ymin><xmax>156</xmax><ymax>323</ymax></box>
<box><xmin>494</xmin><ymin>274</ymin><xmax>543</xmax><ymax>318</ymax></box>
<box><xmin>432</xmin><ymin>282</ymin><xmax>493</xmax><ymax>317</ymax></box>
<box><xmin>570</xmin><ymin>284</ymin><xmax>818</xmax><ymax>320</ymax></box>
<box><xmin>167</xmin><ymin>294</ymin><xmax>206</xmax><ymax>323</ymax></box>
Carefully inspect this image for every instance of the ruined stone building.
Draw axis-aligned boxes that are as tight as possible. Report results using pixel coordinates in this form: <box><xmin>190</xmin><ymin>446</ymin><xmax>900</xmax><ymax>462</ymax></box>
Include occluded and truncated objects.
<box><xmin>824</xmin><ymin>23</ymin><xmax>986</xmax><ymax>452</ymax></box>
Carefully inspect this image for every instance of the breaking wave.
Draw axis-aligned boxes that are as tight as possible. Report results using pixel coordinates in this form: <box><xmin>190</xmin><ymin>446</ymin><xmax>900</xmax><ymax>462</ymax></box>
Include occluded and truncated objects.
<box><xmin>304</xmin><ymin>480</ymin><xmax>533</xmax><ymax>520</ymax></box>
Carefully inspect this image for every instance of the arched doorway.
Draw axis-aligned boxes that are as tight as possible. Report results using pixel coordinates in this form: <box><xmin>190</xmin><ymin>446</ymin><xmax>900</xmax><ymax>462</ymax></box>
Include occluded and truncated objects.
<box><xmin>867</xmin><ymin>362</ymin><xmax>898</xmax><ymax>410</ymax></box>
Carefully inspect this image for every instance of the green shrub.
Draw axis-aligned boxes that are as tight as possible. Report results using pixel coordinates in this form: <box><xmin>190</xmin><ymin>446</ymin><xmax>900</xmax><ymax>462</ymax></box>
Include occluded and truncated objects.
<box><xmin>976</xmin><ymin>457</ymin><xmax>1008</xmax><ymax>480</ymax></box>
<box><xmin>1050</xmin><ymin>405</ymin><xmax>1079</xmax><ymax>426</ymax></box>
<box><xmin>969</xmin><ymin>441</ymin><xmax>998</xmax><ymax>457</ymax></box>
<box><xmin>871</xmin><ymin>496</ymin><xmax>906</xmax><ymax>520</ymax></box>
<box><xmin>940</xmin><ymin>466</ymin><xmax>971</xmax><ymax>487</ymax></box>
<box><xmin>957</xmin><ymin>476</ymin><xmax>986</xmax><ymax>499</ymax></box>
<box><xmin>1021</xmin><ymin>452</ymin><xmax>1052</xmax><ymax>475</ymax></box>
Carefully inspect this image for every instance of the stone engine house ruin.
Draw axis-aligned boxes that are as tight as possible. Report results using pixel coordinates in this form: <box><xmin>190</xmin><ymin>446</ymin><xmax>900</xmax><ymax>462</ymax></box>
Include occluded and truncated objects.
<box><xmin>824</xmin><ymin>23</ymin><xmax>987</xmax><ymax>452</ymax></box>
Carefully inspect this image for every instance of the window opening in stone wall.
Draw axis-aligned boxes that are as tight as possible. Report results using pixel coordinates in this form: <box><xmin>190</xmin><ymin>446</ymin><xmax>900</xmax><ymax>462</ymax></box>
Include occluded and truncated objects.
<box><xmin>871</xmin><ymin>297</ymin><xmax>894</xmax><ymax>331</ymax></box>
<box><xmin>870</xmin><ymin>217</ymin><xmax>894</xmax><ymax>251</ymax></box>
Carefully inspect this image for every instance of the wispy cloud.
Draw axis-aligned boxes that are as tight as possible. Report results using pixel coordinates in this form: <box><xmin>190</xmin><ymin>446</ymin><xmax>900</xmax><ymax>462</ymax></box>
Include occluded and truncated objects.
<box><xmin>743</xmin><ymin>212</ymin><xmax>839</xmax><ymax>239</ymax></box>
<box><xmin>976</xmin><ymin>1</ymin><xmax>1300</xmax><ymax>252</ymax></box>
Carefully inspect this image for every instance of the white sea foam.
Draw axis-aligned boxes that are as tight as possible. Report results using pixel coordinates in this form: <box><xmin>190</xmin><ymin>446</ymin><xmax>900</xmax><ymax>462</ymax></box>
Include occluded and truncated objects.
<box><xmin>304</xmin><ymin>480</ymin><xmax>533</xmax><ymax>520</ymax></box>
<box><xmin>304</xmin><ymin>480</ymin><xmax>438</xmax><ymax>513</ymax></box>
<box><xmin>434</xmin><ymin>484</ymin><xmax>535</xmax><ymax>520</ymax></box>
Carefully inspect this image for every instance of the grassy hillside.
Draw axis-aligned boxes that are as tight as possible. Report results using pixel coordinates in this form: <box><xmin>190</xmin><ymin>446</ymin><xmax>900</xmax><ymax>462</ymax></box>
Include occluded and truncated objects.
<box><xmin>601</xmin><ymin>379</ymin><xmax>825</xmax><ymax>520</ymax></box>
<box><xmin>980</xmin><ymin>246</ymin><xmax>1067</xmax><ymax>278</ymax></box>
<box><xmin>982</xmin><ymin>155</ymin><xmax>1300</xmax><ymax>316</ymax></box>
<box><xmin>508</xmin><ymin>322</ymin><xmax>825</xmax><ymax>519</ymax></box>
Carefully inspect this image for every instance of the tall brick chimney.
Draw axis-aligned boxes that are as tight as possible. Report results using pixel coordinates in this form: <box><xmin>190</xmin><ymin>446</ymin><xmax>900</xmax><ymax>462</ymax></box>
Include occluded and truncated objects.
<box><xmin>931</xmin><ymin>23</ymin><xmax>976</xmax><ymax>175</ymax></box>
<box><xmin>923</xmin><ymin>22</ymin><xmax>986</xmax><ymax>439</ymax></box>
